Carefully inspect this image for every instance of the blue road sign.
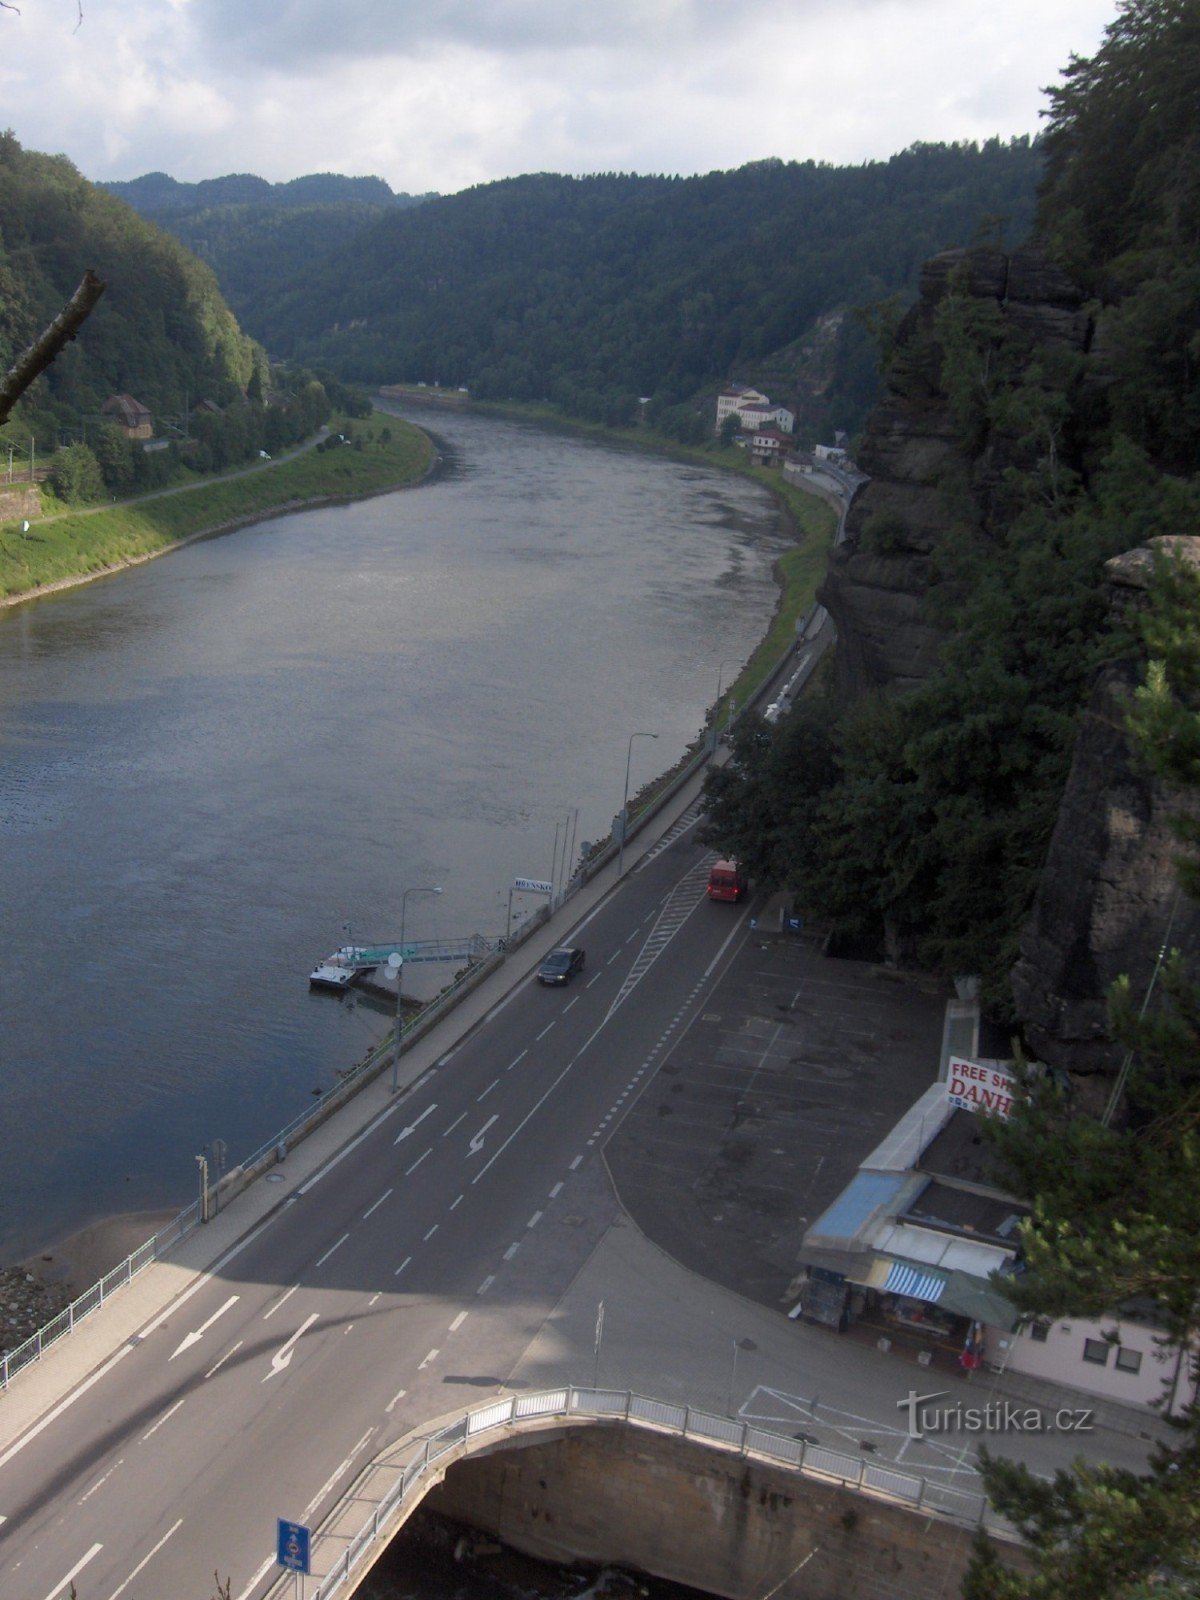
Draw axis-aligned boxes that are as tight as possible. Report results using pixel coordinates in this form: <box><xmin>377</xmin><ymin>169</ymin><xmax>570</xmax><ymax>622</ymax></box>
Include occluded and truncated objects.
<box><xmin>277</xmin><ymin>1518</ymin><xmax>311</xmax><ymax>1574</ymax></box>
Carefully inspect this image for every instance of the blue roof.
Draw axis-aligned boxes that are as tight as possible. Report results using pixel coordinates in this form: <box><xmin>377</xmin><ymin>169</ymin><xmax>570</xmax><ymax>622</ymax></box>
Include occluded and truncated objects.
<box><xmin>809</xmin><ymin>1171</ymin><xmax>909</xmax><ymax>1246</ymax></box>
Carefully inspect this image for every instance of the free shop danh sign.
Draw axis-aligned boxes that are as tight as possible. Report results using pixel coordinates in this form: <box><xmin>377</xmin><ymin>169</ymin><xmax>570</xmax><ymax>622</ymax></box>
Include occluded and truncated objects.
<box><xmin>947</xmin><ymin>1056</ymin><xmax>1016</xmax><ymax>1119</ymax></box>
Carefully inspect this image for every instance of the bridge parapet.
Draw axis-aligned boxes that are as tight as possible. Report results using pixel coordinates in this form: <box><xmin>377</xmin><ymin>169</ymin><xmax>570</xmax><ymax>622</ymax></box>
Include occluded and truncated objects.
<box><xmin>270</xmin><ymin>1384</ymin><xmax>1005</xmax><ymax>1600</ymax></box>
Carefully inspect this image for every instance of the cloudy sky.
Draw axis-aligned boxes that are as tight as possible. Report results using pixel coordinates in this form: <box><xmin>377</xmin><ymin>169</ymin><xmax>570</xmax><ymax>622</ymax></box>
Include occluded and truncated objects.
<box><xmin>2</xmin><ymin>1</ymin><xmax>1117</xmax><ymax>194</ymax></box>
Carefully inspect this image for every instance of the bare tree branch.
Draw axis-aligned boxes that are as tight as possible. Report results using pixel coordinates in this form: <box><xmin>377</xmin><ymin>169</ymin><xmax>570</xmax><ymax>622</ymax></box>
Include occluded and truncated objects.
<box><xmin>0</xmin><ymin>269</ymin><xmax>106</xmax><ymax>428</ymax></box>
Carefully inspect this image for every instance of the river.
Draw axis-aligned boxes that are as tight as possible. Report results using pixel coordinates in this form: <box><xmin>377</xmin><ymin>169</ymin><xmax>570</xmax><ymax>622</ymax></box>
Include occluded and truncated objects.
<box><xmin>0</xmin><ymin>408</ymin><xmax>791</xmax><ymax>1266</ymax></box>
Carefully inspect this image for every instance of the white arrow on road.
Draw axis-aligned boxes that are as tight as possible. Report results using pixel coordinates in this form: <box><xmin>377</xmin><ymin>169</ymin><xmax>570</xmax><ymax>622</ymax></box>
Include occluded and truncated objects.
<box><xmin>263</xmin><ymin>1312</ymin><xmax>320</xmax><ymax>1382</ymax></box>
<box><xmin>467</xmin><ymin>1114</ymin><xmax>498</xmax><ymax>1155</ymax></box>
<box><xmin>169</xmin><ymin>1294</ymin><xmax>240</xmax><ymax>1361</ymax></box>
<box><xmin>393</xmin><ymin>1103</ymin><xmax>437</xmax><ymax>1145</ymax></box>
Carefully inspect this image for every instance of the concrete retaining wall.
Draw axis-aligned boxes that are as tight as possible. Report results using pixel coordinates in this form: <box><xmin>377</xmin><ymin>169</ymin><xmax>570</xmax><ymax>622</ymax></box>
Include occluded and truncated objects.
<box><xmin>424</xmin><ymin>1426</ymin><xmax>1026</xmax><ymax>1600</ymax></box>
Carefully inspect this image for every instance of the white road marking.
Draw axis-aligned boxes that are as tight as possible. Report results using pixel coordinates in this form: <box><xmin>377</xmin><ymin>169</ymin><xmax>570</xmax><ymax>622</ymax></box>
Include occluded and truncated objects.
<box><xmin>385</xmin><ymin>1386</ymin><xmax>407</xmax><ymax>1413</ymax></box>
<box><xmin>468</xmin><ymin>1114</ymin><xmax>498</xmax><ymax>1154</ymax></box>
<box><xmin>298</xmin><ymin>1097</ymin><xmax>405</xmax><ymax>1193</ymax></box>
<box><xmin>477</xmin><ymin>1078</ymin><xmax>499</xmax><ymax>1101</ymax></box>
<box><xmin>449</xmin><ymin>1311</ymin><xmax>468</xmax><ymax>1333</ymax></box>
<box><xmin>443</xmin><ymin>1110</ymin><xmax>468</xmax><ymax>1137</ymax></box>
<box><xmin>263</xmin><ymin>1284</ymin><xmax>299</xmax><ymax>1320</ymax></box>
<box><xmin>535</xmin><ymin>1021</ymin><xmax>555</xmax><ymax>1040</ymax></box>
<box><xmin>477</xmin><ymin>1275</ymin><xmax>495</xmax><ymax>1294</ymax></box>
<box><xmin>393</xmin><ymin>1103</ymin><xmax>438</xmax><ymax>1146</ymax></box>
<box><xmin>570</xmin><ymin>1155</ymin><xmax>583</xmax><ymax>1169</ymax></box>
<box><xmin>394</xmin><ymin>1256</ymin><xmax>412</xmax><ymax>1277</ymax></box>
<box><xmin>563</xmin><ymin>996</ymin><xmax>579</xmax><ymax>1012</ymax></box>
<box><xmin>43</xmin><ymin>1544</ymin><xmax>103</xmax><ymax>1600</ymax></box>
<box><xmin>235</xmin><ymin>1553</ymin><xmax>275</xmax><ymax>1600</ymax></box>
<box><xmin>527</xmin><ymin>1211</ymin><xmax>543</xmax><ymax>1229</ymax></box>
<box><xmin>503</xmin><ymin>1242</ymin><xmax>520</xmax><ymax>1260</ymax></box>
<box><xmin>263</xmin><ymin>1312</ymin><xmax>320</xmax><ymax>1381</ymax></box>
<box><xmin>368</xmin><ymin>1292</ymin><xmax>382</xmax><ymax>1307</ymax></box>
<box><xmin>586</xmin><ymin>973</ymin><xmax>602</xmax><ymax>987</ymax></box>
<box><xmin>79</xmin><ymin>1459</ymin><xmax>124</xmax><ymax>1504</ymax></box>
<box><xmin>363</xmin><ymin>1187</ymin><xmax>394</xmax><ymax>1219</ymax></box>
<box><xmin>418</xmin><ymin>1348</ymin><xmax>439</xmax><ymax>1369</ymax></box>
<box><xmin>103</xmin><ymin>1519</ymin><xmax>182</xmax><ymax>1600</ymax></box>
<box><xmin>141</xmin><ymin>1398</ymin><xmax>186</xmax><ymax>1441</ymax></box>
<box><xmin>424</xmin><ymin>1224</ymin><xmax>439</xmax><ymax>1242</ymax></box>
<box><xmin>506</xmin><ymin>1049</ymin><xmax>528</xmax><ymax>1071</ymax></box>
<box><xmin>405</xmin><ymin>1147</ymin><xmax>431</xmax><ymax>1175</ymax></box>
<box><xmin>302</xmin><ymin>1429</ymin><xmax>374</xmax><ymax>1521</ymax></box>
<box><xmin>170</xmin><ymin>1294</ymin><xmax>240</xmax><ymax>1361</ymax></box>
<box><xmin>450</xmin><ymin>1194</ymin><xmax>463</xmax><ymax>1210</ymax></box>
<box><xmin>549</xmin><ymin>1182</ymin><xmax>563</xmax><ymax>1198</ymax></box>
<box><xmin>314</xmin><ymin>1232</ymin><xmax>350</xmax><ymax>1268</ymax></box>
<box><xmin>205</xmin><ymin>1340</ymin><xmax>243</xmax><ymax>1379</ymax></box>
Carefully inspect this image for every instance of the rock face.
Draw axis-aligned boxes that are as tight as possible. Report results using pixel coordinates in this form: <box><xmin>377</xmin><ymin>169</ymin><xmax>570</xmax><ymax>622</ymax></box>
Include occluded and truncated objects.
<box><xmin>819</xmin><ymin>243</ymin><xmax>1092</xmax><ymax>702</ymax></box>
<box><xmin>817</xmin><ymin>242</ymin><xmax>1200</xmax><ymax>1076</ymax></box>
<box><xmin>1011</xmin><ymin>538</ymin><xmax>1200</xmax><ymax>1077</ymax></box>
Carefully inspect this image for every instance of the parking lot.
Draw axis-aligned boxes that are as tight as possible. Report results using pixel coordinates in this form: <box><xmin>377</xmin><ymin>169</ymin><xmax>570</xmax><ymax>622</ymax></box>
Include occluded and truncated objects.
<box><xmin>605</xmin><ymin>926</ymin><xmax>947</xmax><ymax>1308</ymax></box>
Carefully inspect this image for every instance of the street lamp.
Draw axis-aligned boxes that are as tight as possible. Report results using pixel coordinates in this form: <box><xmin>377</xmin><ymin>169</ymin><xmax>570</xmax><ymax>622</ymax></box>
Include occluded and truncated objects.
<box><xmin>617</xmin><ymin>731</ymin><xmax>658</xmax><ymax>878</ymax></box>
<box><xmin>390</xmin><ymin>885</ymin><xmax>442</xmax><ymax>1092</ymax></box>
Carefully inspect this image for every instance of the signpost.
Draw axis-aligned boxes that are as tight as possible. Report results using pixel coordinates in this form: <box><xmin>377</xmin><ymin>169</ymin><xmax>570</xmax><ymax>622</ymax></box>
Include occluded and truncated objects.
<box><xmin>277</xmin><ymin>1518</ymin><xmax>311</xmax><ymax>1597</ymax></box>
<box><xmin>508</xmin><ymin>876</ymin><xmax>553</xmax><ymax>940</ymax></box>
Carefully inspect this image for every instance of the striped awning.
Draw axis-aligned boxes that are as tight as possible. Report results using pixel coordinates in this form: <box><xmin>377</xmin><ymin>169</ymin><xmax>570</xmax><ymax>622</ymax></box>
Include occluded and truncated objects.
<box><xmin>882</xmin><ymin>1259</ymin><xmax>948</xmax><ymax>1303</ymax></box>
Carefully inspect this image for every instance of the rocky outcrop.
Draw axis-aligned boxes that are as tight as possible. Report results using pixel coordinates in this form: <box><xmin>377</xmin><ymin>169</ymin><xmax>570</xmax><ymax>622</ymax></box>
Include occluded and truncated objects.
<box><xmin>1011</xmin><ymin>538</ymin><xmax>1200</xmax><ymax>1078</ymax></box>
<box><xmin>819</xmin><ymin>243</ymin><xmax>1093</xmax><ymax>702</ymax></box>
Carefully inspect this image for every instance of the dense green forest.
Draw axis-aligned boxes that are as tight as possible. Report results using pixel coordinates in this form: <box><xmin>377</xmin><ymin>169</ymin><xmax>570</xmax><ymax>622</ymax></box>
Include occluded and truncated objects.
<box><xmin>194</xmin><ymin>141</ymin><xmax>1044</xmax><ymax>440</ymax></box>
<box><xmin>101</xmin><ymin>171</ymin><xmax>434</xmax><ymax>331</ymax></box>
<box><xmin>0</xmin><ymin>132</ymin><xmax>269</xmax><ymax>444</ymax></box>
<box><xmin>0</xmin><ymin>135</ymin><xmax>385</xmax><ymax>502</ymax></box>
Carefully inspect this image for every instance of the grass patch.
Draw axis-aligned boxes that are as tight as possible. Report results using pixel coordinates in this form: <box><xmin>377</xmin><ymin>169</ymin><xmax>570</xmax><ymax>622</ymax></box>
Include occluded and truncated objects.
<box><xmin>0</xmin><ymin>416</ymin><xmax>434</xmax><ymax>601</ymax></box>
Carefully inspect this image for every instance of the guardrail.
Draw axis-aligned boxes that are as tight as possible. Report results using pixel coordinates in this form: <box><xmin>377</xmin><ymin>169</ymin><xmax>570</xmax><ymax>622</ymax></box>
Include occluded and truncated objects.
<box><xmin>279</xmin><ymin>1384</ymin><xmax>996</xmax><ymax>1600</ymax></box>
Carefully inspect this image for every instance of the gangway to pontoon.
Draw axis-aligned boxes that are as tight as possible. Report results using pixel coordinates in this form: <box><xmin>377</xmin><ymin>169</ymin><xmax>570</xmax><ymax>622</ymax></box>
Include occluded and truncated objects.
<box><xmin>309</xmin><ymin>934</ymin><xmax>498</xmax><ymax>990</ymax></box>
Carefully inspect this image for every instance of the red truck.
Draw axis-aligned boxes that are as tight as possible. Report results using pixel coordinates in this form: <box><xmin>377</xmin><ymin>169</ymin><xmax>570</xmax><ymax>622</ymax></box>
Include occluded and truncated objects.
<box><xmin>707</xmin><ymin>859</ymin><xmax>748</xmax><ymax>902</ymax></box>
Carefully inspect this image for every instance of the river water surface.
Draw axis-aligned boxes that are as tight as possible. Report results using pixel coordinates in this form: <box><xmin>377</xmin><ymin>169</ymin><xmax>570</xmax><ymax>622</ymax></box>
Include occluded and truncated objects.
<box><xmin>0</xmin><ymin>409</ymin><xmax>791</xmax><ymax>1265</ymax></box>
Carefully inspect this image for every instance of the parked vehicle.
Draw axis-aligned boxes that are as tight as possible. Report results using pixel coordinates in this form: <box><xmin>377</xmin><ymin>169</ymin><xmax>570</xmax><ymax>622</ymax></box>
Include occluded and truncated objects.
<box><xmin>707</xmin><ymin>859</ymin><xmax>748</xmax><ymax>902</ymax></box>
<box><xmin>537</xmin><ymin>946</ymin><xmax>586</xmax><ymax>984</ymax></box>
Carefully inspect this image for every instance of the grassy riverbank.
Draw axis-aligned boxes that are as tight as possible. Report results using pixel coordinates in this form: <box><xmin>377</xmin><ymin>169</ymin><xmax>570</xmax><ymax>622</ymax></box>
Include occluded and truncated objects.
<box><xmin>0</xmin><ymin>416</ymin><xmax>435</xmax><ymax>603</ymax></box>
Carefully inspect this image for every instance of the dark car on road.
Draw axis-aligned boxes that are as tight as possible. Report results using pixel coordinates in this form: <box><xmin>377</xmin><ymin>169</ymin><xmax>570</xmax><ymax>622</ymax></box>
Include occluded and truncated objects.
<box><xmin>537</xmin><ymin>946</ymin><xmax>586</xmax><ymax>985</ymax></box>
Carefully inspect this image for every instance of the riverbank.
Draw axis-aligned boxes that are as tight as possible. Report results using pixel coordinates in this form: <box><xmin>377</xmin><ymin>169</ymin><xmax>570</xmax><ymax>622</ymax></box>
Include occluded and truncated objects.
<box><xmin>1</xmin><ymin>1210</ymin><xmax>178</xmax><ymax>1352</ymax></box>
<box><xmin>0</xmin><ymin>414</ymin><xmax>436</xmax><ymax>606</ymax></box>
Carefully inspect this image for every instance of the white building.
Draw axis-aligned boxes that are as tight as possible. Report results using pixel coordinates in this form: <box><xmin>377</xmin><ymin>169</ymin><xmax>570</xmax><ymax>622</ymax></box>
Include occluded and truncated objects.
<box><xmin>715</xmin><ymin>386</ymin><xmax>794</xmax><ymax>437</ymax></box>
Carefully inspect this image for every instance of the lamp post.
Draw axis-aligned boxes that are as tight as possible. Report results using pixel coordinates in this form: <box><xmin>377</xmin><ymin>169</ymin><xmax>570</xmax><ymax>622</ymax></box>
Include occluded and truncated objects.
<box><xmin>391</xmin><ymin>885</ymin><xmax>442</xmax><ymax>1092</ymax></box>
<box><xmin>617</xmin><ymin>731</ymin><xmax>658</xmax><ymax>878</ymax></box>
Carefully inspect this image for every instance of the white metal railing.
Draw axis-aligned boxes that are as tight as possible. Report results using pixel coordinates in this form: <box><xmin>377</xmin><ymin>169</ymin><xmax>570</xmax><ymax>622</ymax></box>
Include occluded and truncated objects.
<box><xmin>282</xmin><ymin>1384</ymin><xmax>994</xmax><ymax>1600</ymax></box>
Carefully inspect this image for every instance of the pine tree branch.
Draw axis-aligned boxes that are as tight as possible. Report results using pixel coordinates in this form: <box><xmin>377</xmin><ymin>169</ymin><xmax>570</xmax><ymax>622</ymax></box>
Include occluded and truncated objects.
<box><xmin>0</xmin><ymin>269</ymin><xmax>106</xmax><ymax>427</ymax></box>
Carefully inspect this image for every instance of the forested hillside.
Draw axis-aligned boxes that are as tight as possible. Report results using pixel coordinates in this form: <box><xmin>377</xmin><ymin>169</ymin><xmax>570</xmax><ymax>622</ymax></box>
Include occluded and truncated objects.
<box><xmin>226</xmin><ymin>141</ymin><xmax>1043</xmax><ymax>438</ymax></box>
<box><xmin>0</xmin><ymin>132</ymin><xmax>269</xmax><ymax>444</ymax></box>
<box><xmin>101</xmin><ymin>171</ymin><xmax>434</xmax><ymax>329</ymax></box>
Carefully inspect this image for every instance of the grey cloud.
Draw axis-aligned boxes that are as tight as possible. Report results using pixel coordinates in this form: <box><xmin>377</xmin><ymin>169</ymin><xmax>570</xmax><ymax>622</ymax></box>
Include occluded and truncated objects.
<box><xmin>187</xmin><ymin>0</ymin><xmax>756</xmax><ymax>72</ymax></box>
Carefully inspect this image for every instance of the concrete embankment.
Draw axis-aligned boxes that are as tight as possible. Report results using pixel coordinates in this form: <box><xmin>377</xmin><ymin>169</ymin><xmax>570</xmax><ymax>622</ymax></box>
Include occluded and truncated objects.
<box><xmin>423</xmin><ymin>1425</ymin><xmax>1025</xmax><ymax>1600</ymax></box>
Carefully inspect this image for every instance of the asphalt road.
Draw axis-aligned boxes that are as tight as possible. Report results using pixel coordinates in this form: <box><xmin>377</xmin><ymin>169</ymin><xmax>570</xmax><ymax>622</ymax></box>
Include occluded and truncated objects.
<box><xmin>0</xmin><ymin>816</ymin><xmax>750</xmax><ymax>1600</ymax></box>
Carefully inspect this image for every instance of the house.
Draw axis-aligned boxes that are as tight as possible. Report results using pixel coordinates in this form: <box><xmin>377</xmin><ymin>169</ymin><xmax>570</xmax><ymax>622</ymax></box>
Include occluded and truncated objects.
<box><xmin>715</xmin><ymin>385</ymin><xmax>769</xmax><ymax>434</ymax></box>
<box><xmin>796</xmin><ymin>1048</ymin><xmax>1198</xmax><ymax>1416</ymax></box>
<box><xmin>101</xmin><ymin>394</ymin><xmax>153</xmax><ymax>440</ymax></box>
<box><xmin>749</xmin><ymin>427</ymin><xmax>792</xmax><ymax>467</ymax></box>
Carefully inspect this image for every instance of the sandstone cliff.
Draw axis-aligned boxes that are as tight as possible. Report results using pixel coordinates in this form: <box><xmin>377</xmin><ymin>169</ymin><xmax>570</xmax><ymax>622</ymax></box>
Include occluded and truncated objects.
<box><xmin>819</xmin><ymin>244</ymin><xmax>1091</xmax><ymax>701</ymax></box>
<box><xmin>816</xmin><ymin>245</ymin><xmax>1199</xmax><ymax>1077</ymax></box>
<box><xmin>1011</xmin><ymin>539</ymin><xmax>1200</xmax><ymax>1079</ymax></box>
